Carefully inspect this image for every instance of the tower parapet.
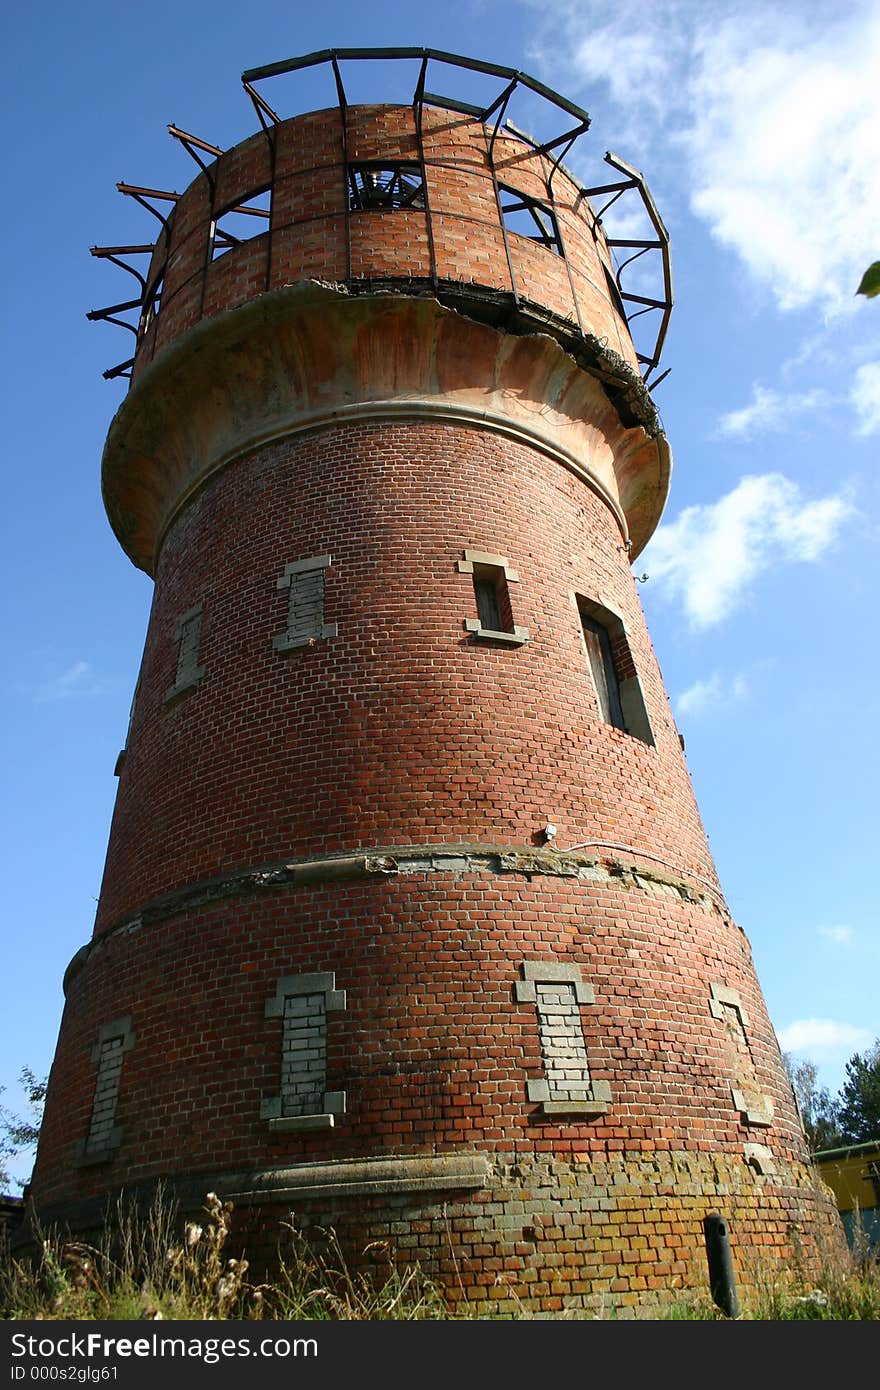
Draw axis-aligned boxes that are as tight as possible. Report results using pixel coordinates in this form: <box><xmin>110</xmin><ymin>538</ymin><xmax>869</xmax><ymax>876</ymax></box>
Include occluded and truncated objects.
<box><xmin>32</xmin><ymin>50</ymin><xmax>840</xmax><ymax>1316</ymax></box>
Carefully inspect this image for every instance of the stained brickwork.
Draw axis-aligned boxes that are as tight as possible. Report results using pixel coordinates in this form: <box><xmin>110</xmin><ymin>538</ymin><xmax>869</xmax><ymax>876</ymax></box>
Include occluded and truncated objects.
<box><xmin>29</xmin><ymin>81</ymin><xmax>843</xmax><ymax>1312</ymax></box>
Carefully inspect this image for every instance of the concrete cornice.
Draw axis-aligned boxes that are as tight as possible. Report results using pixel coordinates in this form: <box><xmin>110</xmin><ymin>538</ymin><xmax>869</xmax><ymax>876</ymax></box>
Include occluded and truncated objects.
<box><xmin>101</xmin><ymin>282</ymin><xmax>671</xmax><ymax>573</ymax></box>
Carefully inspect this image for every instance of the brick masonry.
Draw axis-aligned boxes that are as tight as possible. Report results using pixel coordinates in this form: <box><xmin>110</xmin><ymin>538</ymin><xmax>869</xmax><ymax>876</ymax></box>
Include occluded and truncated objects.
<box><xmin>28</xmin><ymin>93</ymin><xmax>844</xmax><ymax>1313</ymax></box>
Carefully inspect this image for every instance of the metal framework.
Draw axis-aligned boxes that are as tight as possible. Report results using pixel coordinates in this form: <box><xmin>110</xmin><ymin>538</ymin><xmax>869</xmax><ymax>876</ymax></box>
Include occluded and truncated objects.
<box><xmin>348</xmin><ymin>163</ymin><xmax>426</xmax><ymax>211</ymax></box>
<box><xmin>580</xmin><ymin>152</ymin><xmax>673</xmax><ymax>385</ymax></box>
<box><xmin>89</xmin><ymin>49</ymin><xmax>672</xmax><ymax>387</ymax></box>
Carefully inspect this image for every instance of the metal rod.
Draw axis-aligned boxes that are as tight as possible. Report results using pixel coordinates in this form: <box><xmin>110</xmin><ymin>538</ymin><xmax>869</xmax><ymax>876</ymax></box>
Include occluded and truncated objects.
<box><xmin>242</xmin><ymin>80</ymin><xmax>281</xmax><ymax>130</ymax></box>
<box><xmin>102</xmin><ymin>358</ymin><xmax>135</xmax><ymax>380</ymax></box>
<box><xmin>413</xmin><ymin>56</ymin><xmax>438</xmax><ymax>291</ymax></box>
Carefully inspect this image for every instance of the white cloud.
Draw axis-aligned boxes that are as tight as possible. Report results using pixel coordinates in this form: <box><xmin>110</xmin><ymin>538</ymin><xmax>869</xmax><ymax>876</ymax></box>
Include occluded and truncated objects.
<box><xmin>717</xmin><ymin>384</ymin><xmax>831</xmax><ymax>440</ymax></box>
<box><xmin>641</xmin><ymin>473</ymin><xmax>853</xmax><ymax>627</ymax></box>
<box><xmin>850</xmin><ymin>361</ymin><xmax>880</xmax><ymax>436</ymax></box>
<box><xmin>31</xmin><ymin>661</ymin><xmax>106</xmax><ymax>704</ymax></box>
<box><xmin>522</xmin><ymin>1</ymin><xmax>880</xmax><ymax>316</ymax></box>
<box><xmin>816</xmin><ymin>925</ymin><xmax>854</xmax><ymax>945</ymax></box>
<box><xmin>676</xmin><ymin>670</ymin><xmax>748</xmax><ymax>716</ymax></box>
<box><xmin>777</xmin><ymin>1017</ymin><xmax>873</xmax><ymax>1060</ymax></box>
<box><xmin>686</xmin><ymin>9</ymin><xmax>880</xmax><ymax>316</ymax></box>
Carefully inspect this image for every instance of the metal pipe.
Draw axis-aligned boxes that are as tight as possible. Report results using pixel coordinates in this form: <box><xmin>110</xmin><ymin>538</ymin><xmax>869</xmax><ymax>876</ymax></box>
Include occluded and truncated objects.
<box><xmin>703</xmin><ymin>1213</ymin><xmax>740</xmax><ymax>1318</ymax></box>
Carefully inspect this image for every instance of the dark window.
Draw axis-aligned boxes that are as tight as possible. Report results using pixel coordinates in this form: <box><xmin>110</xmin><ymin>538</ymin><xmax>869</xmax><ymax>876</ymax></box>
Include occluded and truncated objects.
<box><xmin>473</xmin><ymin>564</ymin><xmax>509</xmax><ymax>633</ymax></box>
<box><xmin>348</xmin><ymin>163</ymin><xmax>425</xmax><ymax>211</ymax></box>
<box><xmin>459</xmin><ymin>550</ymin><xmax>528</xmax><ymax>646</ymax></box>
<box><xmin>580</xmin><ymin>613</ymin><xmax>625</xmax><ymax>731</ymax></box>
<box><xmin>210</xmin><ymin>187</ymin><xmax>271</xmax><ymax>261</ymax></box>
<box><xmin>577</xmin><ymin>596</ymin><xmax>654</xmax><ymax>745</ymax></box>
<box><xmin>498</xmin><ymin>184</ymin><xmax>563</xmax><ymax>256</ymax></box>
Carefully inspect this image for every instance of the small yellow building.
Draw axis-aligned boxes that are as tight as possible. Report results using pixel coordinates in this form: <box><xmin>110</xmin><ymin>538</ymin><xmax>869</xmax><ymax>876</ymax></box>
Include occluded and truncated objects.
<box><xmin>814</xmin><ymin>1140</ymin><xmax>880</xmax><ymax>1253</ymax></box>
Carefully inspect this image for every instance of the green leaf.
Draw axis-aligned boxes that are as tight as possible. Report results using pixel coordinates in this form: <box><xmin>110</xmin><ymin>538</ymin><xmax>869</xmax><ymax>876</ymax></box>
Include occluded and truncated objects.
<box><xmin>856</xmin><ymin>261</ymin><xmax>880</xmax><ymax>298</ymax></box>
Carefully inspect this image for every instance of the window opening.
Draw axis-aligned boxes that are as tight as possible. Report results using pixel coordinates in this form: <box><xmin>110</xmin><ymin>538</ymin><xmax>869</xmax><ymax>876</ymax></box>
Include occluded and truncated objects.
<box><xmin>274</xmin><ymin>555</ymin><xmax>337</xmax><ymax>652</ymax></box>
<box><xmin>138</xmin><ymin>271</ymin><xmax>164</xmax><ymax>337</ymax></box>
<box><xmin>576</xmin><ymin>595</ymin><xmax>654</xmax><ymax>745</ymax></box>
<box><xmin>210</xmin><ymin>187</ymin><xmax>271</xmax><ymax>261</ymax></box>
<box><xmin>474</xmin><ymin>565</ymin><xmax>507</xmax><ymax>633</ymax></box>
<box><xmin>580</xmin><ymin>613</ymin><xmax>625</xmax><ymax>731</ymax></box>
<box><xmin>458</xmin><ymin>550</ymin><xmax>528</xmax><ymax>646</ymax></box>
<box><xmin>348</xmin><ymin>162</ymin><xmax>425</xmax><ymax>211</ymax></box>
<box><xmin>498</xmin><ymin>183</ymin><xmax>563</xmax><ymax>256</ymax></box>
<box><xmin>164</xmin><ymin>604</ymin><xmax>206</xmax><ymax>702</ymax></box>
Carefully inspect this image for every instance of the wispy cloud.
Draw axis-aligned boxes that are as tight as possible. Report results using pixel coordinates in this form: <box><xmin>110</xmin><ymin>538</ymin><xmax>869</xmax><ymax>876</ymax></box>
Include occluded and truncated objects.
<box><xmin>816</xmin><ymin>925</ymin><xmax>854</xmax><ymax>946</ymax></box>
<box><xmin>850</xmin><ymin>361</ymin><xmax>880</xmax><ymax>436</ymax></box>
<box><xmin>777</xmin><ymin>1017</ymin><xmax>873</xmax><ymax>1060</ymax></box>
<box><xmin>685</xmin><ymin>8</ymin><xmax>880</xmax><ymax>316</ymax></box>
<box><xmin>521</xmin><ymin>1</ymin><xmax>880</xmax><ymax>317</ymax></box>
<box><xmin>676</xmin><ymin>671</ymin><xmax>749</xmax><ymax>716</ymax></box>
<box><xmin>29</xmin><ymin>661</ymin><xmax>107</xmax><ymax>704</ymax></box>
<box><xmin>717</xmin><ymin>384</ymin><xmax>832</xmax><ymax>440</ymax></box>
<box><xmin>641</xmin><ymin>473</ymin><xmax>853</xmax><ymax>628</ymax></box>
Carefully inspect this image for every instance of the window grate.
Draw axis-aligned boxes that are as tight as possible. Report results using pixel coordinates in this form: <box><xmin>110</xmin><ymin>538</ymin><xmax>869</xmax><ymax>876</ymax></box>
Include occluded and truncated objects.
<box><xmin>348</xmin><ymin>163</ymin><xmax>425</xmax><ymax>211</ymax></box>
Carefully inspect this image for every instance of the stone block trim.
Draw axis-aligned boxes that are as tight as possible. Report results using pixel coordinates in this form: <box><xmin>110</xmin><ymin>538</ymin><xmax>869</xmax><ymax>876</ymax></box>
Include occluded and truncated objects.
<box><xmin>515</xmin><ymin>961</ymin><xmax>611</xmax><ymax>1116</ymax></box>
<box><xmin>262</xmin><ymin>971</ymin><xmax>346</xmax><ymax>1131</ymax></box>
<box><xmin>74</xmin><ymin>1016</ymin><xmax>135</xmax><ymax>1167</ymax></box>
<box><xmin>164</xmin><ymin>604</ymin><xmax>206</xmax><ymax>702</ymax></box>
<box><xmin>458</xmin><ymin>549</ymin><xmax>528</xmax><ymax>646</ymax></box>
<box><xmin>744</xmin><ymin>1142</ymin><xmax>775</xmax><ymax>1176</ymax></box>
<box><xmin>710</xmin><ymin>981</ymin><xmax>774</xmax><ymax>1127</ymax></box>
<box><xmin>273</xmin><ymin>555</ymin><xmax>337</xmax><ymax>652</ymax></box>
<box><xmin>709</xmin><ymin>981</ymin><xmax>750</xmax><ymax>1027</ymax></box>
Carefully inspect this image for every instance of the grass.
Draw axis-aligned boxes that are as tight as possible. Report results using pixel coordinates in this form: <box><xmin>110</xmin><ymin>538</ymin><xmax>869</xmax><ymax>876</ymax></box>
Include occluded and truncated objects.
<box><xmin>1</xmin><ymin>1189</ymin><xmax>878</xmax><ymax>1320</ymax></box>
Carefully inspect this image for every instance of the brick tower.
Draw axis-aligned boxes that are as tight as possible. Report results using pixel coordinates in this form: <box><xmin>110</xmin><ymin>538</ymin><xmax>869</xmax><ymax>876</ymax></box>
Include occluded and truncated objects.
<box><xmin>30</xmin><ymin>50</ymin><xmax>839</xmax><ymax>1314</ymax></box>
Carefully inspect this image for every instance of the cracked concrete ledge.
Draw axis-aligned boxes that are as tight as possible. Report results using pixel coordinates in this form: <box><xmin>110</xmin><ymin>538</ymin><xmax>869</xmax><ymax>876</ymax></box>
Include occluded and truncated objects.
<box><xmin>103</xmin><ymin>281</ymin><xmax>671</xmax><ymax>574</ymax></box>
<box><xmin>65</xmin><ymin>845</ymin><xmax>729</xmax><ymax>994</ymax></box>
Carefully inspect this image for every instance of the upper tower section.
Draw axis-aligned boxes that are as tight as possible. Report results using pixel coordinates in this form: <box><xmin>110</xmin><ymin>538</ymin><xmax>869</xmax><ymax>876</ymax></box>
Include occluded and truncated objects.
<box><xmin>91</xmin><ymin>49</ymin><xmax>673</xmax><ymax>573</ymax></box>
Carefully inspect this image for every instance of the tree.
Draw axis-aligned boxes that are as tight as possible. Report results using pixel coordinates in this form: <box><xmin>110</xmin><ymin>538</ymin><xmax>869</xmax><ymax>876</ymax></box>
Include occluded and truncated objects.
<box><xmin>0</xmin><ymin>1066</ymin><xmax>46</xmax><ymax>1192</ymax></box>
<box><xmin>857</xmin><ymin>262</ymin><xmax>880</xmax><ymax>299</ymax></box>
<box><xmin>835</xmin><ymin>1039</ymin><xmax>880</xmax><ymax>1145</ymax></box>
<box><xmin>784</xmin><ymin>1053</ymin><xmax>843</xmax><ymax>1152</ymax></box>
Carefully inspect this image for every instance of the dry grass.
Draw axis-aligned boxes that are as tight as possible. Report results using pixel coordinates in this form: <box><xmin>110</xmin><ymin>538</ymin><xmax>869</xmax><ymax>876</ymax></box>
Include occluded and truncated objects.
<box><xmin>2</xmin><ymin>1189</ymin><xmax>877</xmax><ymax>1320</ymax></box>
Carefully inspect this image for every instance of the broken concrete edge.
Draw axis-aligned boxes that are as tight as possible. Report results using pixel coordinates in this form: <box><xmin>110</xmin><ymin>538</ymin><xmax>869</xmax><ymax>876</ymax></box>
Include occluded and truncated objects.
<box><xmin>69</xmin><ymin>849</ymin><xmax>727</xmax><ymax>990</ymax></box>
<box><xmin>125</xmin><ymin>277</ymin><xmax>665</xmax><ymax>442</ymax></box>
<box><xmin>65</xmin><ymin>843</ymin><xmax>731</xmax><ymax>993</ymax></box>
<box><xmin>103</xmin><ymin>279</ymin><xmax>670</xmax><ymax>575</ymax></box>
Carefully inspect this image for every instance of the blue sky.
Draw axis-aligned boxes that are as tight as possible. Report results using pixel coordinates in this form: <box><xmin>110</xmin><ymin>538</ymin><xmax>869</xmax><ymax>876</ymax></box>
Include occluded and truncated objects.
<box><xmin>2</xmin><ymin>0</ymin><xmax>878</xmax><ymax>1186</ymax></box>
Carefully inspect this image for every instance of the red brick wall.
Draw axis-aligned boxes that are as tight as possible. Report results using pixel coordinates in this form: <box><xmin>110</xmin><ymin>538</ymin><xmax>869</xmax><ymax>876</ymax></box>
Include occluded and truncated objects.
<box><xmin>95</xmin><ymin>420</ymin><xmax>714</xmax><ymax>928</ymax></box>
<box><xmin>135</xmin><ymin>104</ymin><xmax>634</xmax><ymax>382</ymax></box>
<box><xmin>29</xmin><ymin>100</ymin><xmax>842</xmax><ymax>1313</ymax></box>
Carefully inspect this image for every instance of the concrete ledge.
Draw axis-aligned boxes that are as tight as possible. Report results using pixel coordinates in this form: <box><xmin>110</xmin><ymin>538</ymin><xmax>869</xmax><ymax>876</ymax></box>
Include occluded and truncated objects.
<box><xmin>463</xmin><ymin>619</ymin><xmax>529</xmax><ymax>644</ymax></box>
<box><xmin>66</xmin><ymin>844</ymin><xmax>725</xmax><ymax>992</ymax></box>
<box><xmin>266</xmin><ymin>1114</ymin><xmax>335</xmax><ymax>1133</ymax></box>
<box><xmin>224</xmin><ymin>1152</ymin><xmax>490</xmax><ymax>1205</ymax></box>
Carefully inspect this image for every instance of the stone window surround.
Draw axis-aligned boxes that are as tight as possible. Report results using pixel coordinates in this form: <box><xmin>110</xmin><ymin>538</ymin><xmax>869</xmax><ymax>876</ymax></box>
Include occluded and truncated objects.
<box><xmin>709</xmin><ymin>982</ymin><xmax>775</xmax><ymax>1127</ymax></box>
<box><xmin>515</xmin><ymin>960</ymin><xmax>611</xmax><ymax>1117</ymax></box>
<box><xmin>74</xmin><ymin>1015</ymin><xmax>136</xmax><ymax>1167</ymax></box>
<box><xmin>458</xmin><ymin>549</ymin><xmax>528</xmax><ymax>646</ymax></box>
<box><xmin>572</xmin><ymin>592</ymin><xmax>654</xmax><ymax>746</ymax></box>
<box><xmin>164</xmin><ymin>602</ymin><xmax>206</xmax><ymax>703</ymax></box>
<box><xmin>261</xmin><ymin>971</ymin><xmax>346</xmax><ymax>1132</ymax></box>
<box><xmin>273</xmin><ymin>555</ymin><xmax>338</xmax><ymax>653</ymax></box>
